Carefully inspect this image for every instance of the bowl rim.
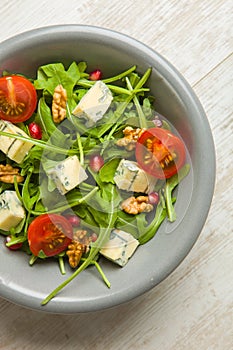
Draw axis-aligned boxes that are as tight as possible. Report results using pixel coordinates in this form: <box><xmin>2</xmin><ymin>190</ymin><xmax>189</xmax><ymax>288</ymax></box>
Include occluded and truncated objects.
<box><xmin>0</xmin><ymin>24</ymin><xmax>216</xmax><ymax>313</ymax></box>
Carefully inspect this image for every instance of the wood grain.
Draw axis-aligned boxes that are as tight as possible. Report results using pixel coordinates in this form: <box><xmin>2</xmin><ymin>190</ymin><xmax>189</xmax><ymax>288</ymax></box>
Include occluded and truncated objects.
<box><xmin>0</xmin><ymin>1</ymin><xmax>232</xmax><ymax>349</ymax></box>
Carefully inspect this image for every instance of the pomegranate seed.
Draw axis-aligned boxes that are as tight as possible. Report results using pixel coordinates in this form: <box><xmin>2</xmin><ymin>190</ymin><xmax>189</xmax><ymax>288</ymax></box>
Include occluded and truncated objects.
<box><xmin>89</xmin><ymin>154</ymin><xmax>104</xmax><ymax>172</ymax></box>
<box><xmin>29</xmin><ymin>122</ymin><xmax>42</xmax><ymax>139</ymax></box>
<box><xmin>90</xmin><ymin>232</ymin><xmax>98</xmax><ymax>242</ymax></box>
<box><xmin>5</xmin><ymin>235</ymin><xmax>23</xmax><ymax>250</ymax></box>
<box><xmin>148</xmin><ymin>192</ymin><xmax>160</xmax><ymax>205</ymax></box>
<box><xmin>152</xmin><ymin>117</ymin><xmax>163</xmax><ymax>128</ymax></box>
<box><xmin>64</xmin><ymin>214</ymin><xmax>81</xmax><ymax>227</ymax></box>
<box><xmin>89</xmin><ymin>69</ymin><xmax>102</xmax><ymax>81</ymax></box>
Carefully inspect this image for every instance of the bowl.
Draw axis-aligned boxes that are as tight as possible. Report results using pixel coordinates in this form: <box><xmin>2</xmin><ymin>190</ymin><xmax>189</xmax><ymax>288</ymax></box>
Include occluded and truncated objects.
<box><xmin>0</xmin><ymin>25</ymin><xmax>215</xmax><ymax>313</ymax></box>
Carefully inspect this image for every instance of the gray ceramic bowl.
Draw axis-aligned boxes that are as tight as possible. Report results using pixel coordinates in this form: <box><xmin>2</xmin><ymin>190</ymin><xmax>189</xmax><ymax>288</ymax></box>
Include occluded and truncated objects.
<box><xmin>0</xmin><ymin>25</ymin><xmax>215</xmax><ymax>313</ymax></box>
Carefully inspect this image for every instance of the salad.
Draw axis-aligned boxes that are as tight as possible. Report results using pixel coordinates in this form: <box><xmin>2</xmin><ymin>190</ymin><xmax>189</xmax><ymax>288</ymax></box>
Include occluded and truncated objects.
<box><xmin>0</xmin><ymin>61</ymin><xmax>189</xmax><ymax>305</ymax></box>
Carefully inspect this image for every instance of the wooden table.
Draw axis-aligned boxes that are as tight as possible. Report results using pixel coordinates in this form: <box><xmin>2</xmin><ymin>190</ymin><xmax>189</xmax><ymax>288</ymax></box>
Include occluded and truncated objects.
<box><xmin>0</xmin><ymin>1</ymin><xmax>232</xmax><ymax>349</ymax></box>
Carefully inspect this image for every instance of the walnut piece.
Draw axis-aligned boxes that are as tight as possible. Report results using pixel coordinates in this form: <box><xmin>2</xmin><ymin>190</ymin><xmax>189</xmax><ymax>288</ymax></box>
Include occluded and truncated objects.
<box><xmin>66</xmin><ymin>241</ymin><xmax>87</xmax><ymax>268</ymax></box>
<box><xmin>52</xmin><ymin>84</ymin><xmax>67</xmax><ymax>123</ymax></box>
<box><xmin>116</xmin><ymin>126</ymin><xmax>145</xmax><ymax>151</ymax></box>
<box><xmin>66</xmin><ymin>230</ymin><xmax>92</xmax><ymax>268</ymax></box>
<box><xmin>120</xmin><ymin>195</ymin><xmax>154</xmax><ymax>215</ymax></box>
<box><xmin>0</xmin><ymin>164</ymin><xmax>24</xmax><ymax>183</ymax></box>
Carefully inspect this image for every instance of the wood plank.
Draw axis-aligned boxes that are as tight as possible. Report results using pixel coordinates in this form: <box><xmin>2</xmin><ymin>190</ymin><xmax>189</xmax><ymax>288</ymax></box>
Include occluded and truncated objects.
<box><xmin>0</xmin><ymin>0</ymin><xmax>232</xmax><ymax>86</ymax></box>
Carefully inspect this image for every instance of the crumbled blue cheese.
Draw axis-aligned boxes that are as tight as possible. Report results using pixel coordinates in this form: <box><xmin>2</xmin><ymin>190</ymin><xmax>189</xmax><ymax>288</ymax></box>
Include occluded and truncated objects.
<box><xmin>47</xmin><ymin>155</ymin><xmax>88</xmax><ymax>195</ymax></box>
<box><xmin>0</xmin><ymin>120</ymin><xmax>33</xmax><ymax>163</ymax></box>
<box><xmin>0</xmin><ymin>191</ymin><xmax>25</xmax><ymax>231</ymax></box>
<box><xmin>72</xmin><ymin>80</ymin><xmax>113</xmax><ymax>127</ymax></box>
<box><xmin>100</xmin><ymin>229</ymin><xmax>139</xmax><ymax>267</ymax></box>
<box><xmin>114</xmin><ymin>159</ymin><xmax>157</xmax><ymax>194</ymax></box>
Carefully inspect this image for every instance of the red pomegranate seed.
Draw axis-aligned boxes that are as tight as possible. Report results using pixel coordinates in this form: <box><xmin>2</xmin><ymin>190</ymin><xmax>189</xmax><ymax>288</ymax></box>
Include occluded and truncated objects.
<box><xmin>90</xmin><ymin>232</ymin><xmax>98</xmax><ymax>242</ymax></box>
<box><xmin>89</xmin><ymin>154</ymin><xmax>104</xmax><ymax>172</ymax></box>
<box><xmin>89</xmin><ymin>69</ymin><xmax>103</xmax><ymax>81</ymax></box>
<box><xmin>64</xmin><ymin>214</ymin><xmax>81</xmax><ymax>227</ymax></box>
<box><xmin>5</xmin><ymin>235</ymin><xmax>23</xmax><ymax>250</ymax></box>
<box><xmin>148</xmin><ymin>192</ymin><xmax>160</xmax><ymax>205</ymax></box>
<box><xmin>29</xmin><ymin>122</ymin><xmax>42</xmax><ymax>140</ymax></box>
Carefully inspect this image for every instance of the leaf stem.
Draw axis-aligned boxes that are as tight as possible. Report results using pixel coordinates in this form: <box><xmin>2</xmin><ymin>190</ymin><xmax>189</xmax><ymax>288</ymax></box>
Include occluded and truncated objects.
<box><xmin>29</xmin><ymin>186</ymin><xmax>99</xmax><ymax>215</ymax></box>
<box><xmin>80</xmin><ymin>258</ymin><xmax>111</xmax><ymax>288</ymax></box>
<box><xmin>77</xmin><ymin>65</ymin><xmax>137</xmax><ymax>93</ymax></box>
<box><xmin>76</xmin><ymin>132</ymin><xmax>84</xmax><ymax>166</ymax></box>
<box><xmin>77</xmin><ymin>80</ymin><xmax>132</xmax><ymax>95</ymax></box>
<box><xmin>125</xmin><ymin>77</ymin><xmax>147</xmax><ymax>129</ymax></box>
<box><xmin>29</xmin><ymin>255</ymin><xmax>38</xmax><ymax>266</ymax></box>
<box><xmin>102</xmin><ymin>65</ymin><xmax>137</xmax><ymax>83</ymax></box>
<box><xmin>105</xmin><ymin>68</ymin><xmax>152</xmax><ymax>140</ymax></box>
<box><xmin>93</xmin><ymin>260</ymin><xmax>111</xmax><ymax>288</ymax></box>
<box><xmin>0</xmin><ymin>131</ymin><xmax>77</xmax><ymax>156</ymax></box>
<box><xmin>58</xmin><ymin>256</ymin><xmax>66</xmax><ymax>275</ymax></box>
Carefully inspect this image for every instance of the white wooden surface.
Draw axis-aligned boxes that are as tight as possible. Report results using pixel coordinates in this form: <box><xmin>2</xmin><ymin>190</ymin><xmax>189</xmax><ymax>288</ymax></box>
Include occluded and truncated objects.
<box><xmin>0</xmin><ymin>1</ymin><xmax>232</xmax><ymax>349</ymax></box>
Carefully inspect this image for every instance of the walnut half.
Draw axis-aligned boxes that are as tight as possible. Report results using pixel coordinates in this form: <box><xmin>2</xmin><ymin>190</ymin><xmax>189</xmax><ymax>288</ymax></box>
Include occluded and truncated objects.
<box><xmin>116</xmin><ymin>126</ymin><xmax>145</xmax><ymax>151</ymax></box>
<box><xmin>66</xmin><ymin>241</ymin><xmax>87</xmax><ymax>268</ymax></box>
<box><xmin>52</xmin><ymin>84</ymin><xmax>67</xmax><ymax>123</ymax></box>
<box><xmin>0</xmin><ymin>164</ymin><xmax>24</xmax><ymax>183</ymax></box>
<box><xmin>66</xmin><ymin>230</ymin><xmax>92</xmax><ymax>268</ymax></box>
<box><xmin>120</xmin><ymin>195</ymin><xmax>153</xmax><ymax>215</ymax></box>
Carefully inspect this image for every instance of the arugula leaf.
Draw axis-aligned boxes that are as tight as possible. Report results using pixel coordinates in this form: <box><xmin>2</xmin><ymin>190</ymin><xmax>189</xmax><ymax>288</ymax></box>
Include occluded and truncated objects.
<box><xmin>137</xmin><ymin>203</ymin><xmax>167</xmax><ymax>244</ymax></box>
<box><xmin>21</xmin><ymin>171</ymin><xmax>40</xmax><ymax>211</ymax></box>
<box><xmin>34</xmin><ymin>63</ymin><xmax>75</xmax><ymax>98</ymax></box>
<box><xmin>99</xmin><ymin>158</ymin><xmax>120</xmax><ymax>183</ymax></box>
<box><xmin>34</xmin><ymin>97</ymin><xmax>54</xmax><ymax>139</ymax></box>
<box><xmin>165</xmin><ymin>164</ymin><xmax>190</xmax><ymax>222</ymax></box>
<box><xmin>67</xmin><ymin>61</ymin><xmax>89</xmax><ymax>81</ymax></box>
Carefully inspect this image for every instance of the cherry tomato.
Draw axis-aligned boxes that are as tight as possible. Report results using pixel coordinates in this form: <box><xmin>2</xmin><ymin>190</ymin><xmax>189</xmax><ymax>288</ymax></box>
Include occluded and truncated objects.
<box><xmin>28</xmin><ymin>214</ymin><xmax>73</xmax><ymax>257</ymax></box>
<box><xmin>0</xmin><ymin>75</ymin><xmax>37</xmax><ymax>123</ymax></box>
<box><xmin>135</xmin><ymin>128</ymin><xmax>186</xmax><ymax>179</ymax></box>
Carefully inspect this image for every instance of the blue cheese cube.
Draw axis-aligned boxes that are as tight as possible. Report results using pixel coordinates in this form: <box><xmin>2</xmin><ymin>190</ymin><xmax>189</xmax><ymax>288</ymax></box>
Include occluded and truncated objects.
<box><xmin>72</xmin><ymin>81</ymin><xmax>113</xmax><ymax>127</ymax></box>
<box><xmin>0</xmin><ymin>120</ymin><xmax>33</xmax><ymax>163</ymax></box>
<box><xmin>114</xmin><ymin>159</ymin><xmax>157</xmax><ymax>194</ymax></box>
<box><xmin>47</xmin><ymin>155</ymin><xmax>88</xmax><ymax>195</ymax></box>
<box><xmin>100</xmin><ymin>229</ymin><xmax>139</xmax><ymax>267</ymax></box>
<box><xmin>0</xmin><ymin>191</ymin><xmax>25</xmax><ymax>231</ymax></box>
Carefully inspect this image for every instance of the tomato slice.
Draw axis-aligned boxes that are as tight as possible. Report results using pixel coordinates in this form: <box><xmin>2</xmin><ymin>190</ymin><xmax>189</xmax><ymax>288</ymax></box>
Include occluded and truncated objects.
<box><xmin>28</xmin><ymin>214</ymin><xmax>73</xmax><ymax>257</ymax></box>
<box><xmin>135</xmin><ymin>128</ymin><xmax>186</xmax><ymax>179</ymax></box>
<box><xmin>0</xmin><ymin>75</ymin><xmax>37</xmax><ymax>123</ymax></box>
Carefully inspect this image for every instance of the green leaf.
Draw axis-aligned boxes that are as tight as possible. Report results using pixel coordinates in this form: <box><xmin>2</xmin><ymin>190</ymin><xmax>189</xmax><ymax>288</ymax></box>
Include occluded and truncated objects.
<box><xmin>37</xmin><ymin>250</ymin><xmax>48</xmax><ymax>259</ymax></box>
<box><xmin>34</xmin><ymin>62</ymin><xmax>78</xmax><ymax>99</ymax></box>
<box><xmin>165</xmin><ymin>164</ymin><xmax>190</xmax><ymax>222</ymax></box>
<box><xmin>67</xmin><ymin>61</ymin><xmax>81</xmax><ymax>82</ymax></box>
<box><xmin>138</xmin><ymin>202</ymin><xmax>167</xmax><ymax>244</ymax></box>
<box><xmin>99</xmin><ymin>158</ymin><xmax>120</xmax><ymax>183</ymax></box>
<box><xmin>77</xmin><ymin>61</ymin><xmax>88</xmax><ymax>74</ymax></box>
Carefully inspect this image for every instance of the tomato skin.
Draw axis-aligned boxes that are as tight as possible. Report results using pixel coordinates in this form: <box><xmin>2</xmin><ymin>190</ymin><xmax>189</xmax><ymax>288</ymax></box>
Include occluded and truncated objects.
<box><xmin>135</xmin><ymin>128</ymin><xmax>186</xmax><ymax>179</ymax></box>
<box><xmin>28</xmin><ymin>214</ymin><xmax>73</xmax><ymax>257</ymax></box>
<box><xmin>0</xmin><ymin>75</ymin><xmax>37</xmax><ymax>123</ymax></box>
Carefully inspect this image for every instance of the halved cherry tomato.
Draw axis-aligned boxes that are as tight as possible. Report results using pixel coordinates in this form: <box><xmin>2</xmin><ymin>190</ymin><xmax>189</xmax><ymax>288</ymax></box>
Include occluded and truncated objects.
<box><xmin>28</xmin><ymin>214</ymin><xmax>73</xmax><ymax>257</ymax></box>
<box><xmin>135</xmin><ymin>128</ymin><xmax>186</xmax><ymax>179</ymax></box>
<box><xmin>0</xmin><ymin>75</ymin><xmax>37</xmax><ymax>123</ymax></box>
